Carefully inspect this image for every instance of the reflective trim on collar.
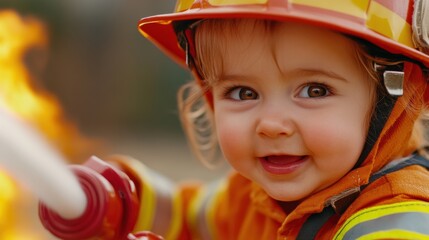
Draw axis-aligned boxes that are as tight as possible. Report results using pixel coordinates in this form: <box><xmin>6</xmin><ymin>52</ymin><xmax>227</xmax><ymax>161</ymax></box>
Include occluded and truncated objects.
<box><xmin>334</xmin><ymin>201</ymin><xmax>429</xmax><ymax>240</ymax></box>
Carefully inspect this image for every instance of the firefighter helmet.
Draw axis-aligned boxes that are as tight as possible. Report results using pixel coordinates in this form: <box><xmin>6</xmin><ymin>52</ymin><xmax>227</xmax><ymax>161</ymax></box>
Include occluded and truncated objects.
<box><xmin>139</xmin><ymin>0</ymin><xmax>429</xmax><ymax>69</ymax></box>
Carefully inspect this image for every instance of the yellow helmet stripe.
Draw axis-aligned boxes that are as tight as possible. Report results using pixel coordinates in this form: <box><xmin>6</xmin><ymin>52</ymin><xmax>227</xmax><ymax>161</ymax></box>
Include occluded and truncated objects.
<box><xmin>176</xmin><ymin>0</ymin><xmax>195</xmax><ymax>12</ymax></box>
<box><xmin>366</xmin><ymin>1</ymin><xmax>414</xmax><ymax>48</ymax></box>
<box><xmin>210</xmin><ymin>0</ymin><xmax>268</xmax><ymax>5</ymax></box>
<box><xmin>374</xmin><ymin>0</ymin><xmax>411</xmax><ymax>22</ymax></box>
<box><xmin>173</xmin><ymin>0</ymin><xmax>413</xmax><ymax>49</ymax></box>
<box><xmin>291</xmin><ymin>0</ymin><xmax>370</xmax><ymax>19</ymax></box>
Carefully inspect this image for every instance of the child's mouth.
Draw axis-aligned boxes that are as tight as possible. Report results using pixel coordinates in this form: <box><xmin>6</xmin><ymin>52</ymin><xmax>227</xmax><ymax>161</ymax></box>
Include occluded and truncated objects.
<box><xmin>259</xmin><ymin>155</ymin><xmax>308</xmax><ymax>175</ymax></box>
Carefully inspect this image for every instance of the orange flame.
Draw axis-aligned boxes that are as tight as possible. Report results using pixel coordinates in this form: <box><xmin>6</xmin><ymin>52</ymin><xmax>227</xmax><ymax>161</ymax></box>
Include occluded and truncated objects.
<box><xmin>0</xmin><ymin>9</ymin><xmax>100</xmax><ymax>239</ymax></box>
<box><xmin>0</xmin><ymin>10</ymin><xmax>97</xmax><ymax>161</ymax></box>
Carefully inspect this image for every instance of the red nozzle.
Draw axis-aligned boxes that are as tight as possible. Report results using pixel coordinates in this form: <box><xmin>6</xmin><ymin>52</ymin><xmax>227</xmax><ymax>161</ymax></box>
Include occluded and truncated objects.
<box><xmin>39</xmin><ymin>156</ymin><xmax>139</xmax><ymax>240</ymax></box>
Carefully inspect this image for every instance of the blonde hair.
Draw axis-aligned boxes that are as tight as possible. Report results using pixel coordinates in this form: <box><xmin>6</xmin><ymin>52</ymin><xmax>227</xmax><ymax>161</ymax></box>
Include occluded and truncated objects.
<box><xmin>177</xmin><ymin>18</ymin><xmax>428</xmax><ymax>167</ymax></box>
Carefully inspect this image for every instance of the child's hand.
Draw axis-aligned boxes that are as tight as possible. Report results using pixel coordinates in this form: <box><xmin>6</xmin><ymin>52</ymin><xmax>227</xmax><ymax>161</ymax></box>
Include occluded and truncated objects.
<box><xmin>128</xmin><ymin>231</ymin><xmax>164</xmax><ymax>240</ymax></box>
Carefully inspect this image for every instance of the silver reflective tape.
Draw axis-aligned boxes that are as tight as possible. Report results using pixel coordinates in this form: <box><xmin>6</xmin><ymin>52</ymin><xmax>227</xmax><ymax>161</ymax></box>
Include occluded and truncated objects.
<box><xmin>343</xmin><ymin>212</ymin><xmax>429</xmax><ymax>239</ymax></box>
<box><xmin>193</xmin><ymin>180</ymin><xmax>224</xmax><ymax>240</ymax></box>
<box><xmin>148</xmin><ymin>170</ymin><xmax>175</xmax><ymax>236</ymax></box>
<box><xmin>196</xmin><ymin>190</ymin><xmax>214</xmax><ymax>240</ymax></box>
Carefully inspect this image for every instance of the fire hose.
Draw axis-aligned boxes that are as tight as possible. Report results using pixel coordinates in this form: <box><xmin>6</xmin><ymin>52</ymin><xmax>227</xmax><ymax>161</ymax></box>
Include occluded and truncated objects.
<box><xmin>0</xmin><ymin>106</ymin><xmax>163</xmax><ymax>239</ymax></box>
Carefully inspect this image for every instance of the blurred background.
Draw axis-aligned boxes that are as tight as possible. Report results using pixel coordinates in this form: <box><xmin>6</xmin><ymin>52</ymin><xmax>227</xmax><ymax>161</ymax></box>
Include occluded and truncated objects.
<box><xmin>0</xmin><ymin>1</ymin><xmax>228</xmax><ymax>239</ymax></box>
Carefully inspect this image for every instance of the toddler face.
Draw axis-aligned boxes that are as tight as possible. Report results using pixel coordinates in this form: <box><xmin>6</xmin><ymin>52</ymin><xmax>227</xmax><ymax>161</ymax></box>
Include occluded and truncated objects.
<box><xmin>209</xmin><ymin>21</ymin><xmax>374</xmax><ymax>201</ymax></box>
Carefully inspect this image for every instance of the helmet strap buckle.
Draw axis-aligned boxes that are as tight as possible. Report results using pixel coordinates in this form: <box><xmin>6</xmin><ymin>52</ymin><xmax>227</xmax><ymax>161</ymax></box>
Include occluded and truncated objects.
<box><xmin>374</xmin><ymin>62</ymin><xmax>404</xmax><ymax>97</ymax></box>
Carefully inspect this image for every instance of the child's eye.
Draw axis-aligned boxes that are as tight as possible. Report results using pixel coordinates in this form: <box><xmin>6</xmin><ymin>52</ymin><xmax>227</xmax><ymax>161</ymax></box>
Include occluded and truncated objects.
<box><xmin>227</xmin><ymin>87</ymin><xmax>259</xmax><ymax>100</ymax></box>
<box><xmin>298</xmin><ymin>84</ymin><xmax>331</xmax><ymax>98</ymax></box>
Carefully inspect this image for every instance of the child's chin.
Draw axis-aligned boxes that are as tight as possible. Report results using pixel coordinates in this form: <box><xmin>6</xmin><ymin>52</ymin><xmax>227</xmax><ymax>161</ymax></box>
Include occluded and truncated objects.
<box><xmin>266</xmin><ymin>190</ymin><xmax>307</xmax><ymax>202</ymax></box>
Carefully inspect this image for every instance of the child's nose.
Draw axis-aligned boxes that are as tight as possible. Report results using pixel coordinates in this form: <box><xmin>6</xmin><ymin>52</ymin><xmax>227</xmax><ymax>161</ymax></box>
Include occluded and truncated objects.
<box><xmin>256</xmin><ymin>111</ymin><xmax>295</xmax><ymax>138</ymax></box>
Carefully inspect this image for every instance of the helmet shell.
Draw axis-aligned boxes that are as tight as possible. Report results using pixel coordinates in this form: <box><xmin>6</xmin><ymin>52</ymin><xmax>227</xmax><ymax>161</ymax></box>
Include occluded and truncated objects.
<box><xmin>139</xmin><ymin>0</ymin><xmax>429</xmax><ymax>68</ymax></box>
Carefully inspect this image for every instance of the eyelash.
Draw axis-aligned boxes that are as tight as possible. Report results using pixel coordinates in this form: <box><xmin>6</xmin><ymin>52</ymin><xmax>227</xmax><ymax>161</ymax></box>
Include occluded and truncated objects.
<box><xmin>220</xmin><ymin>82</ymin><xmax>334</xmax><ymax>100</ymax></box>
<box><xmin>297</xmin><ymin>82</ymin><xmax>334</xmax><ymax>98</ymax></box>
<box><xmin>222</xmin><ymin>85</ymin><xmax>257</xmax><ymax>100</ymax></box>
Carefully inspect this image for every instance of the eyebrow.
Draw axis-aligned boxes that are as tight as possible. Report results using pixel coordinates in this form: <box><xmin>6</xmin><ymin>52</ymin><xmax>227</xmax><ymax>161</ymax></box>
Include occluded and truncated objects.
<box><xmin>218</xmin><ymin>68</ymin><xmax>348</xmax><ymax>83</ymax></box>
<box><xmin>217</xmin><ymin>73</ymin><xmax>252</xmax><ymax>82</ymax></box>
<box><xmin>291</xmin><ymin>68</ymin><xmax>348</xmax><ymax>82</ymax></box>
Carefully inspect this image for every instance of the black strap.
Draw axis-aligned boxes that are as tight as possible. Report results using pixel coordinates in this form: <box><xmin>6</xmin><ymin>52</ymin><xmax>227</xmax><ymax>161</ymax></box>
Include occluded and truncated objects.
<box><xmin>296</xmin><ymin>153</ymin><xmax>429</xmax><ymax>240</ymax></box>
<box><xmin>353</xmin><ymin>94</ymin><xmax>396</xmax><ymax>169</ymax></box>
<box><xmin>367</xmin><ymin>154</ymin><xmax>429</xmax><ymax>186</ymax></box>
<box><xmin>295</xmin><ymin>206</ymin><xmax>335</xmax><ymax>239</ymax></box>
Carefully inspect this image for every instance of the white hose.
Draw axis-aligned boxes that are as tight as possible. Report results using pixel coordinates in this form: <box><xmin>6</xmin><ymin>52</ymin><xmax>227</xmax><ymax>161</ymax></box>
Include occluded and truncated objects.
<box><xmin>0</xmin><ymin>106</ymin><xmax>87</xmax><ymax>219</ymax></box>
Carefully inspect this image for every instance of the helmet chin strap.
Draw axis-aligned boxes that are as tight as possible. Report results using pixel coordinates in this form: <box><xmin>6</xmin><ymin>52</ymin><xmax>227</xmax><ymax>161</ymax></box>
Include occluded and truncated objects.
<box><xmin>353</xmin><ymin>62</ymin><xmax>404</xmax><ymax>169</ymax></box>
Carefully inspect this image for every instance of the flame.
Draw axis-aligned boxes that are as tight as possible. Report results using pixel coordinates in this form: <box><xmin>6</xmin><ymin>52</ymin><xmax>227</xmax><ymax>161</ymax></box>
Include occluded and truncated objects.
<box><xmin>0</xmin><ymin>9</ymin><xmax>99</xmax><ymax>239</ymax></box>
<box><xmin>0</xmin><ymin>10</ymin><xmax>96</xmax><ymax>160</ymax></box>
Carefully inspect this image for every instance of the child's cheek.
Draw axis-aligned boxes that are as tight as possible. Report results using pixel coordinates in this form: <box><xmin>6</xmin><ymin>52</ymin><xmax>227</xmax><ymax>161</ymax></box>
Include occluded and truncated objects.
<box><xmin>305</xmin><ymin>122</ymin><xmax>344</xmax><ymax>150</ymax></box>
<box><xmin>301</xmin><ymin>118</ymin><xmax>364</xmax><ymax>161</ymax></box>
<box><xmin>216</xmin><ymin>118</ymin><xmax>250</xmax><ymax>162</ymax></box>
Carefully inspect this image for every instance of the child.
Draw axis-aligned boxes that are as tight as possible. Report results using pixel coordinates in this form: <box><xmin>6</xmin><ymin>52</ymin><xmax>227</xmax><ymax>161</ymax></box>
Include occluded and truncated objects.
<box><xmin>40</xmin><ymin>0</ymin><xmax>429</xmax><ymax>239</ymax></box>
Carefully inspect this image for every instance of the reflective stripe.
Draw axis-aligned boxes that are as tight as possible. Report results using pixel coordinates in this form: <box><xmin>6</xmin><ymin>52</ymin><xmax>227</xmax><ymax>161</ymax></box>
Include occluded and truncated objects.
<box><xmin>176</xmin><ymin>0</ymin><xmax>195</xmax><ymax>12</ymax></box>
<box><xmin>127</xmin><ymin>160</ymin><xmax>157</xmax><ymax>231</ymax></box>
<box><xmin>374</xmin><ymin>0</ymin><xmax>411</xmax><ymax>21</ymax></box>
<box><xmin>146</xmin><ymin>170</ymin><xmax>182</xmax><ymax>239</ymax></box>
<box><xmin>188</xmin><ymin>179</ymin><xmax>226</xmax><ymax>240</ymax></box>
<box><xmin>357</xmin><ymin>230</ymin><xmax>429</xmax><ymax>240</ymax></box>
<box><xmin>334</xmin><ymin>201</ymin><xmax>429</xmax><ymax>240</ymax></box>
<box><xmin>166</xmin><ymin>191</ymin><xmax>182</xmax><ymax>239</ymax></box>
<box><xmin>209</xmin><ymin>0</ymin><xmax>268</xmax><ymax>6</ymax></box>
<box><xmin>113</xmin><ymin>158</ymin><xmax>182</xmax><ymax>239</ymax></box>
<box><xmin>191</xmin><ymin>187</ymin><xmax>213</xmax><ymax>240</ymax></box>
<box><xmin>291</xmin><ymin>0</ymin><xmax>370</xmax><ymax>19</ymax></box>
<box><xmin>175</xmin><ymin>0</ymin><xmax>413</xmax><ymax>48</ymax></box>
<box><xmin>206</xmin><ymin>181</ymin><xmax>226</xmax><ymax>240</ymax></box>
<box><xmin>367</xmin><ymin>1</ymin><xmax>414</xmax><ymax>48</ymax></box>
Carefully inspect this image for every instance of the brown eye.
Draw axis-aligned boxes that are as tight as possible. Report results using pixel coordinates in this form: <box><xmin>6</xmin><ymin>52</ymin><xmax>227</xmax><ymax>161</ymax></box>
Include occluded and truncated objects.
<box><xmin>308</xmin><ymin>86</ymin><xmax>327</xmax><ymax>97</ymax></box>
<box><xmin>239</xmin><ymin>88</ymin><xmax>258</xmax><ymax>100</ymax></box>
<box><xmin>299</xmin><ymin>84</ymin><xmax>330</xmax><ymax>98</ymax></box>
<box><xmin>229</xmin><ymin>87</ymin><xmax>258</xmax><ymax>100</ymax></box>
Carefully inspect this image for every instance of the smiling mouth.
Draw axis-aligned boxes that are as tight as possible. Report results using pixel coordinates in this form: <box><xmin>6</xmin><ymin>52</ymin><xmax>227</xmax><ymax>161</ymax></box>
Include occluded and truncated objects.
<box><xmin>259</xmin><ymin>155</ymin><xmax>308</xmax><ymax>175</ymax></box>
